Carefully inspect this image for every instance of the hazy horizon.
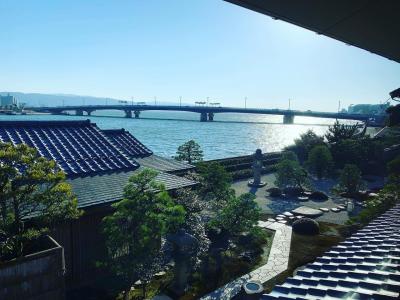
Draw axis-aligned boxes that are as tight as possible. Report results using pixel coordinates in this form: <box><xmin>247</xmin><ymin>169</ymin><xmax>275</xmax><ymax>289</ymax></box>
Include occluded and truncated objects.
<box><xmin>1</xmin><ymin>0</ymin><xmax>399</xmax><ymax>112</ymax></box>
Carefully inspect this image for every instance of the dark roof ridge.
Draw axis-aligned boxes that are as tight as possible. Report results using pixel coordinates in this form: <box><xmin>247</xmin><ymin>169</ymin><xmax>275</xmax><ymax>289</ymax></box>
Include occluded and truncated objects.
<box><xmin>0</xmin><ymin>119</ymin><xmax>92</xmax><ymax>127</ymax></box>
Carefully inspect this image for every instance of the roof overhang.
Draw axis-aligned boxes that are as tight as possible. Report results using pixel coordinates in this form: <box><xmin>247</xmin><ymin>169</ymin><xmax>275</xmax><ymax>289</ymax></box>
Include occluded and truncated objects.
<box><xmin>225</xmin><ymin>0</ymin><xmax>400</xmax><ymax>63</ymax></box>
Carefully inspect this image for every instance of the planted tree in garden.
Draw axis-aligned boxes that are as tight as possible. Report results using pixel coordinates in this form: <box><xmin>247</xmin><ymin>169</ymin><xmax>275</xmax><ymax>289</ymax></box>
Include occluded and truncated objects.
<box><xmin>306</xmin><ymin>145</ymin><xmax>333</xmax><ymax>179</ymax></box>
<box><xmin>210</xmin><ymin>193</ymin><xmax>260</xmax><ymax>237</ymax></box>
<box><xmin>197</xmin><ymin>162</ymin><xmax>234</xmax><ymax>208</ymax></box>
<box><xmin>325</xmin><ymin>120</ymin><xmax>360</xmax><ymax>144</ymax></box>
<box><xmin>175</xmin><ymin>140</ymin><xmax>204</xmax><ymax>164</ymax></box>
<box><xmin>101</xmin><ymin>169</ymin><xmax>185</xmax><ymax>299</ymax></box>
<box><xmin>275</xmin><ymin>158</ymin><xmax>309</xmax><ymax>191</ymax></box>
<box><xmin>336</xmin><ymin>164</ymin><xmax>364</xmax><ymax>194</ymax></box>
<box><xmin>285</xmin><ymin>130</ymin><xmax>325</xmax><ymax>162</ymax></box>
<box><xmin>0</xmin><ymin>143</ymin><xmax>81</xmax><ymax>260</ymax></box>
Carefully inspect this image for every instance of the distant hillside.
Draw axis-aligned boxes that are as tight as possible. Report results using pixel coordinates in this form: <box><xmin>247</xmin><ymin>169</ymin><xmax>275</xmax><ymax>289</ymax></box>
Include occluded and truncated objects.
<box><xmin>0</xmin><ymin>92</ymin><xmax>184</xmax><ymax>107</ymax></box>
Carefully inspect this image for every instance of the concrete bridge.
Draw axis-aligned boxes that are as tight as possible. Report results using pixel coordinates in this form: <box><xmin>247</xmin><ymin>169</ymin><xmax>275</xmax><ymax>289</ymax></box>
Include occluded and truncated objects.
<box><xmin>26</xmin><ymin>104</ymin><xmax>384</xmax><ymax>125</ymax></box>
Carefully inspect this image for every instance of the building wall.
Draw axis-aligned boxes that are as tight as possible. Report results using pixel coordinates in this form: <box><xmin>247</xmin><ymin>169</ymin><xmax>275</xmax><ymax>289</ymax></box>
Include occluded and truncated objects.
<box><xmin>52</xmin><ymin>207</ymin><xmax>111</xmax><ymax>290</ymax></box>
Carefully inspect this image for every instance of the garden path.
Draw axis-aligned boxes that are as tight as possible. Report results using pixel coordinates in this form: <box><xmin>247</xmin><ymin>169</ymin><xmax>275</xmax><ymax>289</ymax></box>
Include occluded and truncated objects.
<box><xmin>200</xmin><ymin>221</ymin><xmax>292</xmax><ymax>300</ymax></box>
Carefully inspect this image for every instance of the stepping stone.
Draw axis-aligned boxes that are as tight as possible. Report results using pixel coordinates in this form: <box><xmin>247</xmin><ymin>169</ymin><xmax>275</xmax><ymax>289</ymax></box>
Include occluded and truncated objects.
<box><xmin>283</xmin><ymin>211</ymin><xmax>294</xmax><ymax>217</ymax></box>
<box><xmin>278</xmin><ymin>220</ymin><xmax>287</xmax><ymax>224</ymax></box>
<box><xmin>292</xmin><ymin>206</ymin><xmax>323</xmax><ymax>217</ymax></box>
<box><xmin>296</xmin><ymin>216</ymin><xmax>303</xmax><ymax>219</ymax></box>
<box><xmin>298</xmin><ymin>196</ymin><xmax>309</xmax><ymax>201</ymax></box>
<box><xmin>276</xmin><ymin>217</ymin><xmax>285</xmax><ymax>221</ymax></box>
<box><xmin>268</xmin><ymin>218</ymin><xmax>275</xmax><ymax>222</ymax></box>
<box><xmin>319</xmin><ymin>207</ymin><xmax>329</xmax><ymax>212</ymax></box>
<box><xmin>277</xmin><ymin>214</ymin><xmax>286</xmax><ymax>218</ymax></box>
<box><xmin>289</xmin><ymin>216</ymin><xmax>295</xmax><ymax>220</ymax></box>
<box><xmin>337</xmin><ymin>205</ymin><xmax>346</xmax><ymax>210</ymax></box>
<box><xmin>331</xmin><ymin>207</ymin><xmax>341</xmax><ymax>212</ymax></box>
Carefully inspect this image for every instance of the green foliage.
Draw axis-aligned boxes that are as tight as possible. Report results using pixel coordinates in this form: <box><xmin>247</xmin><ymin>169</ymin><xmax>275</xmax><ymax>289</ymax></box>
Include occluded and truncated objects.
<box><xmin>386</xmin><ymin>104</ymin><xmax>400</xmax><ymax>127</ymax></box>
<box><xmin>350</xmin><ymin>183</ymin><xmax>400</xmax><ymax>225</ymax></box>
<box><xmin>336</xmin><ymin>164</ymin><xmax>364</xmax><ymax>194</ymax></box>
<box><xmin>197</xmin><ymin>162</ymin><xmax>234</xmax><ymax>207</ymax></box>
<box><xmin>306</xmin><ymin>145</ymin><xmax>333</xmax><ymax>179</ymax></box>
<box><xmin>387</xmin><ymin>155</ymin><xmax>400</xmax><ymax>184</ymax></box>
<box><xmin>175</xmin><ymin>140</ymin><xmax>203</xmax><ymax>164</ymax></box>
<box><xmin>0</xmin><ymin>143</ymin><xmax>80</xmax><ymax>260</ymax></box>
<box><xmin>275</xmin><ymin>158</ymin><xmax>309</xmax><ymax>190</ymax></box>
<box><xmin>210</xmin><ymin>193</ymin><xmax>260</xmax><ymax>236</ymax></box>
<box><xmin>101</xmin><ymin>169</ymin><xmax>185</xmax><ymax>297</ymax></box>
<box><xmin>325</xmin><ymin>120</ymin><xmax>360</xmax><ymax>144</ymax></box>
<box><xmin>284</xmin><ymin>130</ymin><xmax>325</xmax><ymax>162</ymax></box>
<box><xmin>281</xmin><ymin>151</ymin><xmax>299</xmax><ymax>162</ymax></box>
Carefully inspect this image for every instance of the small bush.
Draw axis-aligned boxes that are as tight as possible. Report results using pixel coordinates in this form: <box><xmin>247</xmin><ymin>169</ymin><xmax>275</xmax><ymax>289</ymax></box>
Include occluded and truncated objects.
<box><xmin>292</xmin><ymin>218</ymin><xmax>320</xmax><ymax>235</ymax></box>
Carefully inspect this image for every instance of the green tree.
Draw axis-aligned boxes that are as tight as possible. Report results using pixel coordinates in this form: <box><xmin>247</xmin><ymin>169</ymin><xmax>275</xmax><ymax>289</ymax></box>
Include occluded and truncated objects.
<box><xmin>306</xmin><ymin>145</ymin><xmax>333</xmax><ymax>179</ymax></box>
<box><xmin>285</xmin><ymin>130</ymin><xmax>325</xmax><ymax>162</ymax></box>
<box><xmin>281</xmin><ymin>151</ymin><xmax>299</xmax><ymax>162</ymax></box>
<box><xmin>211</xmin><ymin>193</ymin><xmax>260</xmax><ymax>237</ymax></box>
<box><xmin>337</xmin><ymin>164</ymin><xmax>364</xmax><ymax>194</ymax></box>
<box><xmin>101</xmin><ymin>169</ymin><xmax>185</xmax><ymax>299</ymax></box>
<box><xmin>0</xmin><ymin>143</ymin><xmax>80</xmax><ymax>260</ymax></box>
<box><xmin>275</xmin><ymin>159</ymin><xmax>309</xmax><ymax>190</ymax></box>
<box><xmin>175</xmin><ymin>140</ymin><xmax>204</xmax><ymax>164</ymax></box>
<box><xmin>325</xmin><ymin>120</ymin><xmax>360</xmax><ymax>144</ymax></box>
<box><xmin>197</xmin><ymin>162</ymin><xmax>234</xmax><ymax>208</ymax></box>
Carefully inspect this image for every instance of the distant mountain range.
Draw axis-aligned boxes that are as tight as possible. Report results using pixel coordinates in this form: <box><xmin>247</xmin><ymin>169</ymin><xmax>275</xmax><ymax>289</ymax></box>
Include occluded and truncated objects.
<box><xmin>0</xmin><ymin>92</ymin><xmax>185</xmax><ymax>107</ymax></box>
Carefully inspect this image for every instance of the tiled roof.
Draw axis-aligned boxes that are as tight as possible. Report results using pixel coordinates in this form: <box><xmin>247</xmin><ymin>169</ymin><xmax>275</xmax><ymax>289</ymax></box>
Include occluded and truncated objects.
<box><xmin>0</xmin><ymin>120</ymin><xmax>138</xmax><ymax>176</ymax></box>
<box><xmin>136</xmin><ymin>155</ymin><xmax>194</xmax><ymax>173</ymax></box>
<box><xmin>102</xmin><ymin>129</ymin><xmax>153</xmax><ymax>158</ymax></box>
<box><xmin>262</xmin><ymin>205</ymin><xmax>400</xmax><ymax>299</ymax></box>
<box><xmin>67</xmin><ymin>168</ymin><xmax>197</xmax><ymax>209</ymax></box>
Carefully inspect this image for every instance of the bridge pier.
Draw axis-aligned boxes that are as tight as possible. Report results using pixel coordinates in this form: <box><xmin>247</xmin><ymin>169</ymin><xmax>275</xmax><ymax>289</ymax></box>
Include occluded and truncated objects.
<box><xmin>76</xmin><ymin>109</ymin><xmax>84</xmax><ymax>116</ymax></box>
<box><xmin>283</xmin><ymin>114</ymin><xmax>294</xmax><ymax>124</ymax></box>
<box><xmin>124</xmin><ymin>110</ymin><xmax>132</xmax><ymax>118</ymax></box>
<box><xmin>134</xmin><ymin>110</ymin><xmax>141</xmax><ymax>119</ymax></box>
<box><xmin>200</xmin><ymin>112</ymin><xmax>207</xmax><ymax>122</ymax></box>
<box><xmin>208</xmin><ymin>112</ymin><xmax>214</xmax><ymax>121</ymax></box>
<box><xmin>86</xmin><ymin>110</ymin><xmax>93</xmax><ymax>116</ymax></box>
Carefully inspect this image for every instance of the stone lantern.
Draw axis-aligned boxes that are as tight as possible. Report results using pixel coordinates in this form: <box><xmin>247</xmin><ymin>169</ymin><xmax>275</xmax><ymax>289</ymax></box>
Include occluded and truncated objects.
<box><xmin>167</xmin><ymin>229</ymin><xmax>199</xmax><ymax>296</ymax></box>
<box><xmin>248</xmin><ymin>149</ymin><xmax>267</xmax><ymax>187</ymax></box>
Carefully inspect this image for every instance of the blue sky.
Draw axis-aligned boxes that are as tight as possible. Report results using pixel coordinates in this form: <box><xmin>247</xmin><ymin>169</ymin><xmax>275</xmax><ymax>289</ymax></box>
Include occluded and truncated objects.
<box><xmin>1</xmin><ymin>0</ymin><xmax>399</xmax><ymax>111</ymax></box>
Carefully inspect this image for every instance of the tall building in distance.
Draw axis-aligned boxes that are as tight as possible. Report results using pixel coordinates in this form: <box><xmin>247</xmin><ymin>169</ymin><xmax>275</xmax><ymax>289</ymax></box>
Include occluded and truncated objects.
<box><xmin>0</xmin><ymin>93</ymin><xmax>17</xmax><ymax>108</ymax></box>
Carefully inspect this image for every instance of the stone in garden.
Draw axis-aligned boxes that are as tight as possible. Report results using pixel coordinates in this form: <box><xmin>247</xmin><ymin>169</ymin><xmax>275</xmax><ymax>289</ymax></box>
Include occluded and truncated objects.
<box><xmin>283</xmin><ymin>211</ymin><xmax>294</xmax><ymax>217</ymax></box>
<box><xmin>337</xmin><ymin>205</ymin><xmax>345</xmax><ymax>210</ymax></box>
<box><xmin>298</xmin><ymin>196</ymin><xmax>309</xmax><ymax>201</ymax></box>
<box><xmin>268</xmin><ymin>187</ymin><xmax>282</xmax><ymax>197</ymax></box>
<box><xmin>319</xmin><ymin>207</ymin><xmax>329</xmax><ymax>212</ymax></box>
<box><xmin>248</xmin><ymin>149</ymin><xmax>267</xmax><ymax>187</ymax></box>
<box><xmin>368</xmin><ymin>193</ymin><xmax>379</xmax><ymax>198</ymax></box>
<box><xmin>277</xmin><ymin>214</ymin><xmax>286</xmax><ymax>218</ymax></box>
<box><xmin>283</xmin><ymin>187</ymin><xmax>303</xmax><ymax>196</ymax></box>
<box><xmin>268</xmin><ymin>218</ymin><xmax>275</xmax><ymax>222</ymax></box>
<box><xmin>331</xmin><ymin>207</ymin><xmax>341</xmax><ymax>212</ymax></box>
<box><xmin>278</xmin><ymin>220</ymin><xmax>287</xmax><ymax>224</ymax></box>
<box><xmin>292</xmin><ymin>218</ymin><xmax>320</xmax><ymax>235</ymax></box>
<box><xmin>308</xmin><ymin>191</ymin><xmax>329</xmax><ymax>201</ymax></box>
<box><xmin>292</xmin><ymin>206</ymin><xmax>323</xmax><ymax>217</ymax></box>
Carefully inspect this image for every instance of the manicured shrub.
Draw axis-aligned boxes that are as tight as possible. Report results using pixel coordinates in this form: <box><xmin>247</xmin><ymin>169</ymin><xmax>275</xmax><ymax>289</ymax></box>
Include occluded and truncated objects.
<box><xmin>292</xmin><ymin>218</ymin><xmax>320</xmax><ymax>235</ymax></box>
<box><xmin>309</xmin><ymin>191</ymin><xmax>328</xmax><ymax>201</ymax></box>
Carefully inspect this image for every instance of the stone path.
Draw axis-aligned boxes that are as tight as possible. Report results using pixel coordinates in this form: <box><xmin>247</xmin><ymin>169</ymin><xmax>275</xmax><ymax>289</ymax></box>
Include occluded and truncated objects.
<box><xmin>200</xmin><ymin>222</ymin><xmax>292</xmax><ymax>300</ymax></box>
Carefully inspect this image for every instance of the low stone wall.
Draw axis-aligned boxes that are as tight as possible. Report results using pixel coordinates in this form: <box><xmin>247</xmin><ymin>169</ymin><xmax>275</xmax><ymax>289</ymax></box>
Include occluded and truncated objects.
<box><xmin>0</xmin><ymin>235</ymin><xmax>66</xmax><ymax>300</ymax></box>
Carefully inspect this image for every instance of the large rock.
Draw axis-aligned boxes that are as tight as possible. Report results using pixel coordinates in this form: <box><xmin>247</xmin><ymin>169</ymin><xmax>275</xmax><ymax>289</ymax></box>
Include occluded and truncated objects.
<box><xmin>292</xmin><ymin>206</ymin><xmax>323</xmax><ymax>217</ymax></box>
<box><xmin>309</xmin><ymin>191</ymin><xmax>329</xmax><ymax>201</ymax></box>
<box><xmin>267</xmin><ymin>187</ymin><xmax>282</xmax><ymax>197</ymax></box>
<box><xmin>292</xmin><ymin>218</ymin><xmax>320</xmax><ymax>235</ymax></box>
<box><xmin>283</xmin><ymin>187</ymin><xmax>303</xmax><ymax>196</ymax></box>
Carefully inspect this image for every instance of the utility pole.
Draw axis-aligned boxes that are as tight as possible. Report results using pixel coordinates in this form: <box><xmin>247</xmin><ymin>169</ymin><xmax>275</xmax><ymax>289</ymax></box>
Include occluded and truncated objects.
<box><xmin>207</xmin><ymin>97</ymin><xmax>209</xmax><ymax>106</ymax></box>
<box><xmin>338</xmin><ymin>100</ymin><xmax>341</xmax><ymax>112</ymax></box>
<box><xmin>288</xmin><ymin>98</ymin><xmax>291</xmax><ymax>110</ymax></box>
<box><xmin>245</xmin><ymin>97</ymin><xmax>247</xmax><ymax>109</ymax></box>
<box><xmin>179</xmin><ymin>96</ymin><xmax>182</xmax><ymax>107</ymax></box>
<box><xmin>131</xmin><ymin>96</ymin><xmax>134</xmax><ymax>106</ymax></box>
<box><xmin>154</xmin><ymin>96</ymin><xmax>157</xmax><ymax>105</ymax></box>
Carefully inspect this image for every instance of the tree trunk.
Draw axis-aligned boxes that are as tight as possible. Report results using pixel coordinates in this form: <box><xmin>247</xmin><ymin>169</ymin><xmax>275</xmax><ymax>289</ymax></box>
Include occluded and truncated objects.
<box><xmin>142</xmin><ymin>283</ymin><xmax>146</xmax><ymax>299</ymax></box>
